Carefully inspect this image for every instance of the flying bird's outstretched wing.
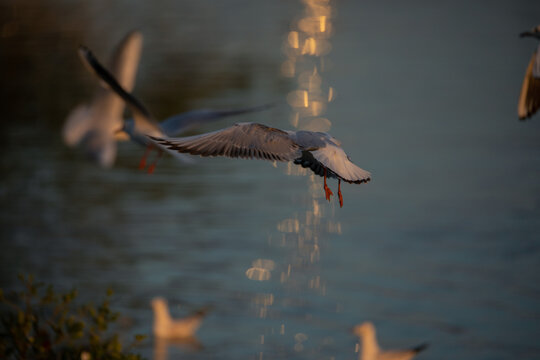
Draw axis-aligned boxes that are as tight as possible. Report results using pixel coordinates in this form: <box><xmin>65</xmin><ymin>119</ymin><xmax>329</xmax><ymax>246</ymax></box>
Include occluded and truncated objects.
<box><xmin>63</xmin><ymin>31</ymin><xmax>143</xmax><ymax>167</ymax></box>
<box><xmin>149</xmin><ymin>122</ymin><xmax>302</xmax><ymax>161</ymax></box>
<box><xmin>518</xmin><ymin>46</ymin><xmax>540</xmax><ymax>120</ymax></box>
<box><xmin>160</xmin><ymin>103</ymin><xmax>275</xmax><ymax>137</ymax></box>
<box><xmin>78</xmin><ymin>45</ymin><xmax>162</xmax><ymax>141</ymax></box>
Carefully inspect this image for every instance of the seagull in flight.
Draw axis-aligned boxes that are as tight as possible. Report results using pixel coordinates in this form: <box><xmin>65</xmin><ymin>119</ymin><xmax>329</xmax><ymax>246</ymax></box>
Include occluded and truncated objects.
<box><xmin>518</xmin><ymin>24</ymin><xmax>540</xmax><ymax>120</ymax></box>
<box><xmin>353</xmin><ymin>322</ymin><xmax>428</xmax><ymax>360</ymax></box>
<box><xmin>63</xmin><ymin>31</ymin><xmax>143</xmax><ymax>167</ymax></box>
<box><xmin>149</xmin><ymin>121</ymin><xmax>371</xmax><ymax>207</ymax></box>
<box><xmin>77</xmin><ymin>45</ymin><xmax>273</xmax><ymax>173</ymax></box>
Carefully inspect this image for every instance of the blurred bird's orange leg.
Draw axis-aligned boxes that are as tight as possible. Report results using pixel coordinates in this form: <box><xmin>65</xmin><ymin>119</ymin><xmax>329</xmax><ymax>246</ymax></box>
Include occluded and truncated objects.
<box><xmin>139</xmin><ymin>144</ymin><xmax>153</xmax><ymax>170</ymax></box>
<box><xmin>147</xmin><ymin>149</ymin><xmax>163</xmax><ymax>174</ymax></box>
<box><xmin>323</xmin><ymin>168</ymin><xmax>333</xmax><ymax>201</ymax></box>
<box><xmin>338</xmin><ymin>179</ymin><xmax>343</xmax><ymax>208</ymax></box>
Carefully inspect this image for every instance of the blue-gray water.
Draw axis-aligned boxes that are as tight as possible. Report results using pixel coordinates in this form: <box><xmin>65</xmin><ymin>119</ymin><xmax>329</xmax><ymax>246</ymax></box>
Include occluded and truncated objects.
<box><xmin>1</xmin><ymin>1</ymin><xmax>540</xmax><ymax>359</ymax></box>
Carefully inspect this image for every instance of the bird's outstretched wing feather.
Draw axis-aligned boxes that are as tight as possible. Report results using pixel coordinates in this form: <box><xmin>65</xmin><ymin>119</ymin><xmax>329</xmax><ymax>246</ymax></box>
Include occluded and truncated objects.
<box><xmin>149</xmin><ymin>122</ymin><xmax>302</xmax><ymax>161</ymax></box>
<box><xmin>160</xmin><ymin>103</ymin><xmax>275</xmax><ymax>137</ymax></box>
<box><xmin>518</xmin><ymin>47</ymin><xmax>540</xmax><ymax>120</ymax></box>
<box><xmin>108</xmin><ymin>31</ymin><xmax>143</xmax><ymax>93</ymax></box>
<box><xmin>78</xmin><ymin>45</ymin><xmax>159</xmax><ymax>132</ymax></box>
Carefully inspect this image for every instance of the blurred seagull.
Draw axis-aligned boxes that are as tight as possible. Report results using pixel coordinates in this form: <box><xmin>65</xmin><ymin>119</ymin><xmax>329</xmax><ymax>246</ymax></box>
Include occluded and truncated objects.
<box><xmin>149</xmin><ymin>122</ymin><xmax>371</xmax><ymax>207</ymax></box>
<box><xmin>353</xmin><ymin>322</ymin><xmax>428</xmax><ymax>360</ymax></box>
<box><xmin>151</xmin><ymin>297</ymin><xmax>208</xmax><ymax>340</ymax></box>
<box><xmin>518</xmin><ymin>24</ymin><xmax>540</xmax><ymax>120</ymax></box>
<box><xmin>63</xmin><ymin>31</ymin><xmax>143</xmax><ymax>167</ymax></box>
<box><xmin>77</xmin><ymin>45</ymin><xmax>273</xmax><ymax>173</ymax></box>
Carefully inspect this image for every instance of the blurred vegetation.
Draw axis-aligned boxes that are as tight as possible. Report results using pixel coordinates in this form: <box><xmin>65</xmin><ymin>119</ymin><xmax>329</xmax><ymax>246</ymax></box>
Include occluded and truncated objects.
<box><xmin>0</xmin><ymin>274</ymin><xmax>146</xmax><ymax>360</ymax></box>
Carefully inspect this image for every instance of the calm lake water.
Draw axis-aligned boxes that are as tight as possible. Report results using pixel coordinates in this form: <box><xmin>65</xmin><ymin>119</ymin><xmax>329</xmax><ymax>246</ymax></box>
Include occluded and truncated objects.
<box><xmin>1</xmin><ymin>1</ymin><xmax>540</xmax><ymax>359</ymax></box>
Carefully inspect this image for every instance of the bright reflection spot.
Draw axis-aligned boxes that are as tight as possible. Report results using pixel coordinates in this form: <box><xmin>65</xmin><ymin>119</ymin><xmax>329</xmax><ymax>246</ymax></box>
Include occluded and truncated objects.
<box><xmin>246</xmin><ymin>259</ymin><xmax>275</xmax><ymax>281</ymax></box>
<box><xmin>277</xmin><ymin>218</ymin><xmax>300</xmax><ymax>233</ymax></box>
<box><xmin>298</xmin><ymin>69</ymin><xmax>322</xmax><ymax>92</ymax></box>
<box><xmin>320</xmin><ymin>15</ymin><xmax>327</xmax><ymax>32</ymax></box>
<box><xmin>309</xmin><ymin>100</ymin><xmax>326</xmax><ymax>116</ymax></box>
<box><xmin>246</xmin><ymin>267</ymin><xmax>271</xmax><ymax>281</ymax></box>
<box><xmin>288</xmin><ymin>31</ymin><xmax>300</xmax><ymax>49</ymax></box>
<box><xmin>328</xmin><ymin>86</ymin><xmax>335</xmax><ymax>101</ymax></box>
<box><xmin>290</xmin><ymin>112</ymin><xmax>300</xmax><ymax>127</ymax></box>
<box><xmin>253</xmin><ymin>293</ymin><xmax>274</xmax><ymax>306</ymax></box>
<box><xmin>287</xmin><ymin>90</ymin><xmax>309</xmax><ymax>108</ymax></box>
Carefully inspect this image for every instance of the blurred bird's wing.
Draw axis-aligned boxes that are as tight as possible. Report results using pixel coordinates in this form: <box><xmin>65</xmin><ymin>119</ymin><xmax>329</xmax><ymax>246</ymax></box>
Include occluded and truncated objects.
<box><xmin>159</xmin><ymin>103</ymin><xmax>275</xmax><ymax>137</ymax></box>
<box><xmin>518</xmin><ymin>46</ymin><xmax>540</xmax><ymax>120</ymax></box>
<box><xmin>149</xmin><ymin>122</ymin><xmax>302</xmax><ymax>161</ymax></box>
<box><xmin>78</xmin><ymin>45</ymin><xmax>161</xmax><ymax>135</ymax></box>
<box><xmin>63</xmin><ymin>104</ymin><xmax>93</xmax><ymax>146</ymax></box>
<box><xmin>108</xmin><ymin>31</ymin><xmax>143</xmax><ymax>94</ymax></box>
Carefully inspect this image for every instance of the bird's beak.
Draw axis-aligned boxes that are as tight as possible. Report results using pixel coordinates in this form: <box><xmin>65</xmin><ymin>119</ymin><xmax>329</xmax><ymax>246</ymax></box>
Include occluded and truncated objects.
<box><xmin>520</xmin><ymin>31</ymin><xmax>534</xmax><ymax>38</ymax></box>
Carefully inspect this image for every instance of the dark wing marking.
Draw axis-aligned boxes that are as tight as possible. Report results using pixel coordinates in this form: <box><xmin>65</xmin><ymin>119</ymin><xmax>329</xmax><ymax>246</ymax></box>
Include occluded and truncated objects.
<box><xmin>293</xmin><ymin>151</ymin><xmax>371</xmax><ymax>184</ymax></box>
<box><xmin>294</xmin><ymin>151</ymin><xmax>339</xmax><ymax>179</ymax></box>
<box><xmin>78</xmin><ymin>45</ymin><xmax>153</xmax><ymax>120</ymax></box>
<box><xmin>149</xmin><ymin>123</ymin><xmax>302</xmax><ymax>161</ymax></box>
<box><xmin>518</xmin><ymin>50</ymin><xmax>540</xmax><ymax>120</ymax></box>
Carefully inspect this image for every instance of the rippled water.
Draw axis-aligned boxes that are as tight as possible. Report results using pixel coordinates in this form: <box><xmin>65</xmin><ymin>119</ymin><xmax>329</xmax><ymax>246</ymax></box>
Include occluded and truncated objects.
<box><xmin>1</xmin><ymin>1</ymin><xmax>540</xmax><ymax>359</ymax></box>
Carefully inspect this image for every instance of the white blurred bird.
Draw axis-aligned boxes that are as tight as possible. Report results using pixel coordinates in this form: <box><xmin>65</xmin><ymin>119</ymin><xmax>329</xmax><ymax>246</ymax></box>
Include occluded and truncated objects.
<box><xmin>77</xmin><ymin>45</ymin><xmax>273</xmax><ymax>173</ymax></box>
<box><xmin>353</xmin><ymin>322</ymin><xmax>428</xmax><ymax>360</ymax></box>
<box><xmin>63</xmin><ymin>31</ymin><xmax>143</xmax><ymax>167</ymax></box>
<box><xmin>518</xmin><ymin>24</ymin><xmax>540</xmax><ymax>120</ymax></box>
<box><xmin>151</xmin><ymin>297</ymin><xmax>209</xmax><ymax>340</ymax></box>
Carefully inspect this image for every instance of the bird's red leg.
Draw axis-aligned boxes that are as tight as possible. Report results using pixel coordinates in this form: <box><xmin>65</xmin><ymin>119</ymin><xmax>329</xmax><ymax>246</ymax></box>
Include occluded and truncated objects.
<box><xmin>338</xmin><ymin>179</ymin><xmax>343</xmax><ymax>208</ymax></box>
<box><xmin>323</xmin><ymin>168</ymin><xmax>333</xmax><ymax>201</ymax></box>
<box><xmin>139</xmin><ymin>144</ymin><xmax>153</xmax><ymax>170</ymax></box>
<box><xmin>147</xmin><ymin>149</ymin><xmax>163</xmax><ymax>174</ymax></box>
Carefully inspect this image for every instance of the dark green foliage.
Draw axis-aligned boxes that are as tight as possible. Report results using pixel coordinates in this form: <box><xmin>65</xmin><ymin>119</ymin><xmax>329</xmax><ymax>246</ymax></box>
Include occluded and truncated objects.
<box><xmin>0</xmin><ymin>275</ymin><xmax>147</xmax><ymax>360</ymax></box>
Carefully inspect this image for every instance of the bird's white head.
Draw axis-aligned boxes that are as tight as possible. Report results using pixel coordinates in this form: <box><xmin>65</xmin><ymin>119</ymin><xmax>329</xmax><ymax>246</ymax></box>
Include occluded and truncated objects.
<box><xmin>151</xmin><ymin>297</ymin><xmax>168</xmax><ymax>311</ymax></box>
<box><xmin>353</xmin><ymin>321</ymin><xmax>376</xmax><ymax>338</ymax></box>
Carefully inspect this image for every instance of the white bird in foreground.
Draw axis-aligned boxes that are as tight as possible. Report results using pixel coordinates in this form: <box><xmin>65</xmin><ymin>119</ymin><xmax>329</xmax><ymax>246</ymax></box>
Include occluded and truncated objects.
<box><xmin>518</xmin><ymin>24</ymin><xmax>540</xmax><ymax>120</ymax></box>
<box><xmin>353</xmin><ymin>322</ymin><xmax>428</xmax><ymax>360</ymax></box>
<box><xmin>151</xmin><ymin>297</ymin><xmax>209</xmax><ymax>340</ymax></box>
<box><xmin>77</xmin><ymin>45</ymin><xmax>273</xmax><ymax>173</ymax></box>
<box><xmin>63</xmin><ymin>31</ymin><xmax>143</xmax><ymax>167</ymax></box>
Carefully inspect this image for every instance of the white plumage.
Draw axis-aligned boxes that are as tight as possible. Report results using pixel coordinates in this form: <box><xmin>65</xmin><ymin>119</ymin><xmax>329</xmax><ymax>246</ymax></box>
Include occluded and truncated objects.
<box><xmin>76</xmin><ymin>45</ymin><xmax>272</xmax><ymax>171</ymax></box>
<box><xmin>63</xmin><ymin>31</ymin><xmax>143</xmax><ymax>167</ymax></box>
<box><xmin>518</xmin><ymin>25</ymin><xmax>540</xmax><ymax>120</ymax></box>
<box><xmin>151</xmin><ymin>297</ymin><xmax>208</xmax><ymax>340</ymax></box>
<box><xmin>353</xmin><ymin>322</ymin><xmax>428</xmax><ymax>360</ymax></box>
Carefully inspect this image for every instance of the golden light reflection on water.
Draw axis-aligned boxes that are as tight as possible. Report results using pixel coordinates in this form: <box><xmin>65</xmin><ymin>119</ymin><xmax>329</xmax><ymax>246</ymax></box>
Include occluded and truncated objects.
<box><xmin>245</xmin><ymin>258</ymin><xmax>276</xmax><ymax>281</ymax></box>
<box><xmin>250</xmin><ymin>1</ymin><xmax>343</xmax><ymax>357</ymax></box>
